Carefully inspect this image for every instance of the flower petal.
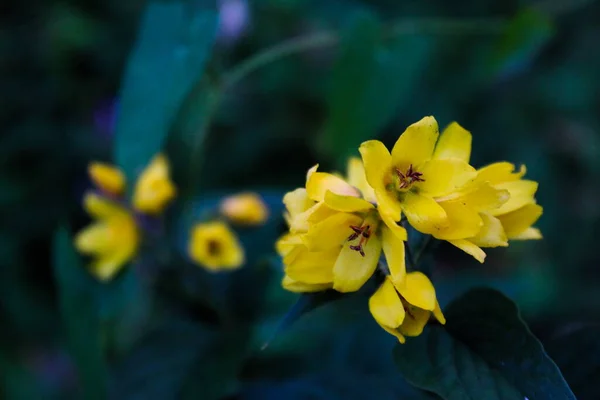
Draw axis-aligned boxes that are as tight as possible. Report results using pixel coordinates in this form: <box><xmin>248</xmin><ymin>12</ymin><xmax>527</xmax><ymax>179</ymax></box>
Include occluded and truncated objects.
<box><xmin>285</xmin><ymin>247</ymin><xmax>338</xmax><ymax>284</ymax></box>
<box><xmin>449</xmin><ymin>239</ymin><xmax>486</xmax><ymax>263</ymax></box>
<box><xmin>380</xmin><ymin>211</ymin><xmax>408</xmax><ymax>241</ymax></box>
<box><xmin>377</xmin><ymin>322</ymin><xmax>406</xmax><ymax>343</ymax></box>
<box><xmin>510</xmin><ymin>227</ymin><xmax>542</xmax><ymax>240</ymax></box>
<box><xmin>88</xmin><ymin>162</ymin><xmax>126</xmax><ymax>195</ymax></box>
<box><xmin>289</xmin><ymin>202</ymin><xmax>336</xmax><ymax>233</ymax></box>
<box><xmin>398</xmin><ymin>305</ymin><xmax>430</xmax><ymax>337</ymax></box>
<box><xmin>489</xmin><ymin>180</ymin><xmax>538</xmax><ymax>216</ymax></box>
<box><xmin>432</xmin><ymin>301</ymin><xmax>446</xmax><ymax>325</ymax></box>
<box><xmin>497</xmin><ymin>203</ymin><xmax>543</xmax><ymax>238</ymax></box>
<box><xmin>324</xmin><ymin>191</ymin><xmax>374</xmax><ymax>213</ymax></box>
<box><xmin>84</xmin><ymin>192</ymin><xmax>127</xmax><ymax>219</ymax></box>
<box><xmin>359</xmin><ymin>140</ymin><xmax>392</xmax><ymax>193</ymax></box>
<box><xmin>90</xmin><ymin>255</ymin><xmax>126</xmax><ymax>282</ymax></box>
<box><xmin>394</xmin><ymin>271</ymin><xmax>436</xmax><ymax>311</ymax></box>
<box><xmin>188</xmin><ymin>221</ymin><xmax>245</xmax><ymax>271</ymax></box>
<box><xmin>470</xmin><ymin>213</ymin><xmax>508</xmax><ymax>247</ymax></box>
<box><xmin>434</xmin><ymin>200</ymin><xmax>483</xmax><ymax>240</ymax></box>
<box><xmin>75</xmin><ymin>222</ymin><xmax>111</xmax><ymax>254</ymax></box>
<box><xmin>417</xmin><ymin>158</ymin><xmax>477</xmax><ymax>198</ymax></box>
<box><xmin>433</xmin><ymin>122</ymin><xmax>472</xmax><ymax>163</ymax></box>
<box><xmin>302</xmin><ymin>212</ymin><xmax>362</xmax><ymax>251</ymax></box>
<box><xmin>369</xmin><ymin>279</ymin><xmax>405</xmax><ymax>328</ymax></box>
<box><xmin>476</xmin><ymin>162</ymin><xmax>526</xmax><ymax>184</ymax></box>
<box><xmin>219</xmin><ymin>192</ymin><xmax>269</xmax><ymax>225</ymax></box>
<box><xmin>381</xmin><ymin>226</ymin><xmax>406</xmax><ymax>284</ymax></box>
<box><xmin>132</xmin><ymin>154</ymin><xmax>176</xmax><ymax>214</ymax></box>
<box><xmin>391</xmin><ymin>116</ymin><xmax>439</xmax><ymax>169</ymax></box>
<box><xmin>437</xmin><ymin>182</ymin><xmax>509</xmax><ymax>213</ymax></box>
<box><xmin>306</xmin><ymin>169</ymin><xmax>359</xmax><ymax>202</ymax></box>
<box><xmin>347</xmin><ymin>157</ymin><xmax>377</xmax><ymax>203</ymax></box>
<box><xmin>282</xmin><ymin>275</ymin><xmax>331</xmax><ymax>293</ymax></box>
<box><xmin>333</xmin><ymin>236</ymin><xmax>382</xmax><ymax>293</ymax></box>
<box><xmin>283</xmin><ymin>188</ymin><xmax>313</xmax><ymax>217</ymax></box>
<box><xmin>402</xmin><ymin>192</ymin><xmax>448</xmax><ymax>234</ymax></box>
<box><xmin>275</xmin><ymin>233</ymin><xmax>303</xmax><ymax>257</ymax></box>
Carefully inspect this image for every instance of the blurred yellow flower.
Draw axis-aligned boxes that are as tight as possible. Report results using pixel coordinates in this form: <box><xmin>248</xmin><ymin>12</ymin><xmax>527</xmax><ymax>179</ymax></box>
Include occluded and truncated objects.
<box><xmin>360</xmin><ymin>116</ymin><xmax>477</xmax><ymax>236</ymax></box>
<box><xmin>279</xmin><ymin>160</ymin><xmax>407</xmax><ymax>293</ymax></box>
<box><xmin>132</xmin><ymin>154</ymin><xmax>177</xmax><ymax>214</ymax></box>
<box><xmin>88</xmin><ymin>162</ymin><xmax>126</xmax><ymax>196</ymax></box>
<box><xmin>188</xmin><ymin>221</ymin><xmax>244</xmax><ymax>271</ymax></box>
<box><xmin>369</xmin><ymin>272</ymin><xmax>445</xmax><ymax>343</ymax></box>
<box><xmin>74</xmin><ymin>193</ymin><xmax>139</xmax><ymax>281</ymax></box>
<box><xmin>219</xmin><ymin>192</ymin><xmax>269</xmax><ymax>225</ymax></box>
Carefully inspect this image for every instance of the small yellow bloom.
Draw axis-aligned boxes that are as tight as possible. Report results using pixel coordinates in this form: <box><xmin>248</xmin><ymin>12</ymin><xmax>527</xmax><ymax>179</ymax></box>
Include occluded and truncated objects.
<box><xmin>360</xmin><ymin>116</ymin><xmax>477</xmax><ymax>236</ymax></box>
<box><xmin>74</xmin><ymin>193</ymin><xmax>139</xmax><ymax>281</ymax></box>
<box><xmin>369</xmin><ymin>272</ymin><xmax>445</xmax><ymax>343</ymax></box>
<box><xmin>188</xmin><ymin>221</ymin><xmax>244</xmax><ymax>271</ymax></box>
<box><xmin>219</xmin><ymin>192</ymin><xmax>269</xmax><ymax>226</ymax></box>
<box><xmin>88</xmin><ymin>162</ymin><xmax>126</xmax><ymax>196</ymax></box>
<box><xmin>132</xmin><ymin>154</ymin><xmax>176</xmax><ymax>214</ymax></box>
<box><xmin>279</xmin><ymin>159</ymin><xmax>407</xmax><ymax>294</ymax></box>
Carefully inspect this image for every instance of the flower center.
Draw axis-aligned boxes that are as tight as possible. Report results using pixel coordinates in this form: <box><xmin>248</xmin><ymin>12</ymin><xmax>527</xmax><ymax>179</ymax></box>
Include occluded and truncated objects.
<box><xmin>207</xmin><ymin>239</ymin><xmax>221</xmax><ymax>256</ymax></box>
<box><xmin>394</xmin><ymin>164</ymin><xmax>425</xmax><ymax>190</ymax></box>
<box><xmin>346</xmin><ymin>214</ymin><xmax>379</xmax><ymax>257</ymax></box>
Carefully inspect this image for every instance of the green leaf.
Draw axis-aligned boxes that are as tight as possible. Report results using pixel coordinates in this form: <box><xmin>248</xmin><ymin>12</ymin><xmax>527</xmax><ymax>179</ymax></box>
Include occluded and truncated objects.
<box><xmin>487</xmin><ymin>9</ymin><xmax>554</xmax><ymax>78</ymax></box>
<box><xmin>545</xmin><ymin>324</ymin><xmax>600</xmax><ymax>400</ymax></box>
<box><xmin>394</xmin><ymin>288</ymin><xmax>574</xmax><ymax>400</ymax></box>
<box><xmin>52</xmin><ymin>227</ymin><xmax>107</xmax><ymax>400</ymax></box>
<box><xmin>114</xmin><ymin>0</ymin><xmax>218</xmax><ymax>186</ymax></box>
<box><xmin>319</xmin><ymin>12</ymin><xmax>380</xmax><ymax>164</ymax></box>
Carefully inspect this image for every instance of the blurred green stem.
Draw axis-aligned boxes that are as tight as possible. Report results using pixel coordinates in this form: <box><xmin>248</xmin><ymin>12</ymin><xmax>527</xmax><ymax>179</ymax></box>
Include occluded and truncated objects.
<box><xmin>223</xmin><ymin>17</ymin><xmax>507</xmax><ymax>89</ymax></box>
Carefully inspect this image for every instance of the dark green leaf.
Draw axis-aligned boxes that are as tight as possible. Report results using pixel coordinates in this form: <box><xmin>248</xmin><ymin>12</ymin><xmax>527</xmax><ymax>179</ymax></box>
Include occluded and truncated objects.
<box><xmin>114</xmin><ymin>1</ymin><xmax>218</xmax><ymax>185</ymax></box>
<box><xmin>545</xmin><ymin>324</ymin><xmax>600</xmax><ymax>400</ymax></box>
<box><xmin>52</xmin><ymin>227</ymin><xmax>107</xmax><ymax>400</ymax></box>
<box><xmin>394</xmin><ymin>288</ymin><xmax>574</xmax><ymax>400</ymax></box>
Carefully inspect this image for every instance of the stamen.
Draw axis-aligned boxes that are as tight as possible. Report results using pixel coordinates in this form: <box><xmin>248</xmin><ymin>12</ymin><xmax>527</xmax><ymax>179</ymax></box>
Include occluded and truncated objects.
<box><xmin>347</xmin><ymin>224</ymin><xmax>372</xmax><ymax>257</ymax></box>
<box><xmin>395</xmin><ymin>164</ymin><xmax>425</xmax><ymax>190</ymax></box>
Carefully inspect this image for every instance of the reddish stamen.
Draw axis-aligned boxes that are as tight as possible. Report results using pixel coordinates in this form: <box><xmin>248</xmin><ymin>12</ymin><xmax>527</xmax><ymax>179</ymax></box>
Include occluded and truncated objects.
<box><xmin>395</xmin><ymin>164</ymin><xmax>425</xmax><ymax>189</ymax></box>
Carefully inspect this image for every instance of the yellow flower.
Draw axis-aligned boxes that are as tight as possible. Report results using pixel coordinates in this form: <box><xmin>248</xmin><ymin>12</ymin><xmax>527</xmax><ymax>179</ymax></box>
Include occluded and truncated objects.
<box><xmin>188</xmin><ymin>221</ymin><xmax>244</xmax><ymax>271</ymax></box>
<box><xmin>74</xmin><ymin>193</ymin><xmax>139</xmax><ymax>281</ymax></box>
<box><xmin>219</xmin><ymin>192</ymin><xmax>269</xmax><ymax>226</ymax></box>
<box><xmin>132</xmin><ymin>154</ymin><xmax>177</xmax><ymax>214</ymax></box>
<box><xmin>368</xmin><ymin>272</ymin><xmax>445</xmax><ymax>343</ymax></box>
<box><xmin>88</xmin><ymin>162</ymin><xmax>126</xmax><ymax>196</ymax></box>
<box><xmin>360</xmin><ymin>116</ymin><xmax>477</xmax><ymax>236</ymax></box>
<box><xmin>428</xmin><ymin>124</ymin><xmax>542</xmax><ymax>262</ymax></box>
<box><xmin>279</xmin><ymin>160</ymin><xmax>407</xmax><ymax>293</ymax></box>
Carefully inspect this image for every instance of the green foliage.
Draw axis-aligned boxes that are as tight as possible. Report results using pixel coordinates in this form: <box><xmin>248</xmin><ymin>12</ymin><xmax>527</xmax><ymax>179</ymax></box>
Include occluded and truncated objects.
<box><xmin>394</xmin><ymin>288</ymin><xmax>575</xmax><ymax>400</ymax></box>
<box><xmin>114</xmin><ymin>1</ymin><xmax>218</xmax><ymax>186</ymax></box>
<box><xmin>53</xmin><ymin>227</ymin><xmax>107</xmax><ymax>399</ymax></box>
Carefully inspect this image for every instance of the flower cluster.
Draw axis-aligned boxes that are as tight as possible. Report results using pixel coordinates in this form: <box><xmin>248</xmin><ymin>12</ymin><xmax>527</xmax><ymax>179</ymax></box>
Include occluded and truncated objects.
<box><xmin>75</xmin><ymin>155</ymin><xmax>176</xmax><ymax>281</ymax></box>
<box><xmin>278</xmin><ymin>116</ymin><xmax>542</xmax><ymax>342</ymax></box>
<box><xmin>187</xmin><ymin>192</ymin><xmax>269</xmax><ymax>271</ymax></box>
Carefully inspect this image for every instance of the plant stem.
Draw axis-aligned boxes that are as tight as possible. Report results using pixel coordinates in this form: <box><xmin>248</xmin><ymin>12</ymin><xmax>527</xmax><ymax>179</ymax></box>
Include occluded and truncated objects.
<box><xmin>222</xmin><ymin>17</ymin><xmax>507</xmax><ymax>90</ymax></box>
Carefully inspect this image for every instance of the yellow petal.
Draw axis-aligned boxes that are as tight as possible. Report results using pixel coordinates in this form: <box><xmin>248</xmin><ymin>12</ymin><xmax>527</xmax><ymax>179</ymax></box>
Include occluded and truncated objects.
<box><xmin>275</xmin><ymin>233</ymin><xmax>303</xmax><ymax>257</ymax></box>
<box><xmin>416</xmin><ymin>158</ymin><xmax>477</xmax><ymax>198</ymax></box>
<box><xmin>282</xmin><ymin>275</ymin><xmax>331</xmax><ymax>293</ymax></box>
<box><xmin>188</xmin><ymin>221</ymin><xmax>245</xmax><ymax>271</ymax></box>
<box><xmin>476</xmin><ymin>162</ymin><xmax>526</xmax><ymax>184</ymax></box>
<box><xmin>284</xmin><ymin>247</ymin><xmax>338</xmax><ymax>284</ymax></box>
<box><xmin>283</xmin><ymin>188</ymin><xmax>313</xmax><ymax>218</ymax></box>
<box><xmin>306</xmin><ymin>168</ymin><xmax>359</xmax><ymax>202</ymax></box>
<box><xmin>376</xmin><ymin>321</ymin><xmax>406</xmax><ymax>343</ymax></box>
<box><xmin>302</xmin><ymin>212</ymin><xmax>362</xmax><ymax>251</ymax></box>
<box><xmin>132</xmin><ymin>154</ymin><xmax>176</xmax><ymax>214</ymax></box>
<box><xmin>437</xmin><ymin>182</ymin><xmax>509</xmax><ymax>213</ymax></box>
<box><xmin>90</xmin><ymin>255</ymin><xmax>127</xmax><ymax>282</ymax></box>
<box><xmin>88</xmin><ymin>162</ymin><xmax>126</xmax><ymax>196</ymax></box>
<box><xmin>333</xmin><ymin>236</ymin><xmax>382</xmax><ymax>293</ymax></box>
<box><xmin>346</xmin><ymin>157</ymin><xmax>377</xmax><ymax>203</ymax></box>
<box><xmin>359</xmin><ymin>140</ymin><xmax>392</xmax><ymax>193</ymax></box>
<box><xmin>323</xmin><ymin>190</ymin><xmax>374</xmax><ymax>213</ymax></box>
<box><xmin>434</xmin><ymin>201</ymin><xmax>483</xmax><ymax>241</ymax></box>
<box><xmin>391</xmin><ymin>116</ymin><xmax>438</xmax><ymax>169</ymax></box>
<box><xmin>449</xmin><ymin>239</ymin><xmax>486</xmax><ymax>263</ymax></box>
<box><xmin>433</xmin><ymin>122</ymin><xmax>472</xmax><ymax>163</ymax></box>
<box><xmin>398</xmin><ymin>304</ymin><xmax>430</xmax><ymax>337</ymax></box>
<box><xmin>380</xmin><ymin>211</ymin><xmax>408</xmax><ymax>241</ymax></box>
<box><xmin>489</xmin><ymin>180</ymin><xmax>538</xmax><ymax>216</ymax></box>
<box><xmin>289</xmin><ymin>202</ymin><xmax>336</xmax><ymax>233</ymax></box>
<box><xmin>75</xmin><ymin>222</ymin><xmax>112</xmax><ymax>254</ymax></box>
<box><xmin>497</xmin><ymin>203</ymin><xmax>543</xmax><ymax>239</ymax></box>
<box><xmin>402</xmin><ymin>192</ymin><xmax>448</xmax><ymax>234</ymax></box>
<box><xmin>83</xmin><ymin>192</ymin><xmax>127</xmax><ymax>219</ymax></box>
<box><xmin>381</xmin><ymin>226</ymin><xmax>406</xmax><ymax>284</ymax></box>
<box><xmin>219</xmin><ymin>192</ymin><xmax>269</xmax><ymax>226</ymax></box>
<box><xmin>369</xmin><ymin>279</ymin><xmax>405</xmax><ymax>328</ymax></box>
<box><xmin>433</xmin><ymin>300</ymin><xmax>446</xmax><ymax>325</ymax></box>
<box><xmin>510</xmin><ymin>227</ymin><xmax>542</xmax><ymax>240</ymax></box>
<box><xmin>394</xmin><ymin>271</ymin><xmax>436</xmax><ymax>311</ymax></box>
<box><xmin>470</xmin><ymin>213</ymin><xmax>508</xmax><ymax>248</ymax></box>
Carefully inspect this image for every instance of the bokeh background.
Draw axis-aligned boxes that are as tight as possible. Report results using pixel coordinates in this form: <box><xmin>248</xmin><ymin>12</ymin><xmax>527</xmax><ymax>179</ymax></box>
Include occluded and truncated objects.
<box><xmin>2</xmin><ymin>0</ymin><xmax>600</xmax><ymax>398</ymax></box>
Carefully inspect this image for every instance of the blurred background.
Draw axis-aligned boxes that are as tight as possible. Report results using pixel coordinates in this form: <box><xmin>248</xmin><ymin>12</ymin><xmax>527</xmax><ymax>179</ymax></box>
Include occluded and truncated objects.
<box><xmin>1</xmin><ymin>0</ymin><xmax>600</xmax><ymax>398</ymax></box>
